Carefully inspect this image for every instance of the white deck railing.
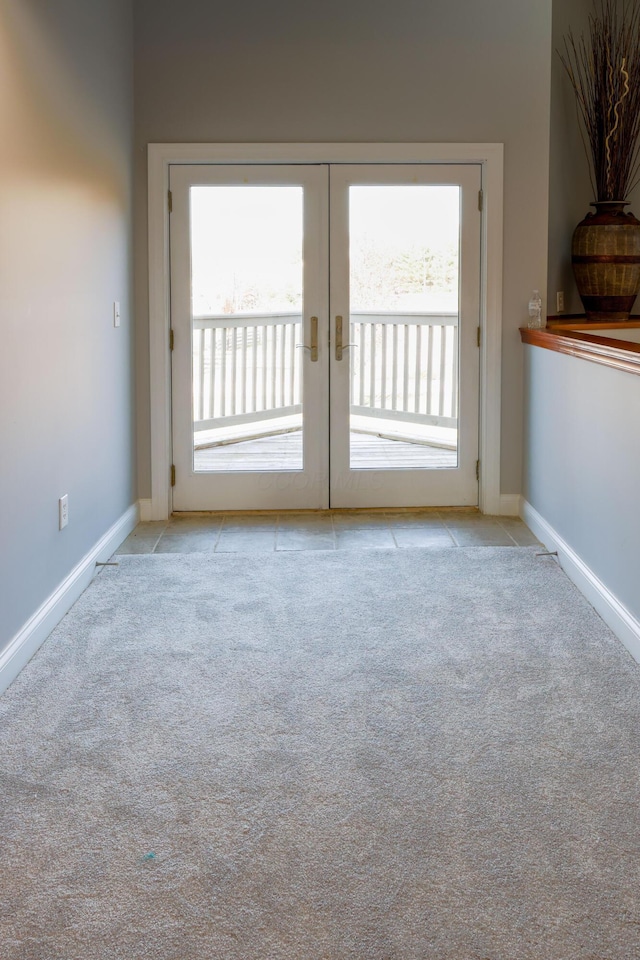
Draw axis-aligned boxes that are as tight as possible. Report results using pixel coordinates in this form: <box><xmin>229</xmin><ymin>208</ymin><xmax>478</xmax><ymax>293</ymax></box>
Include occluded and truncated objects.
<box><xmin>192</xmin><ymin>312</ymin><xmax>458</xmax><ymax>433</ymax></box>
<box><xmin>351</xmin><ymin>312</ymin><xmax>458</xmax><ymax>429</ymax></box>
<box><xmin>192</xmin><ymin>314</ymin><xmax>302</xmax><ymax>431</ymax></box>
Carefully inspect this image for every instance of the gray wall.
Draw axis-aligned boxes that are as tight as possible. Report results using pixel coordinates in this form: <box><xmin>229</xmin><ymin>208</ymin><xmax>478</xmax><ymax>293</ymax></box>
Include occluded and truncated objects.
<box><xmin>133</xmin><ymin>0</ymin><xmax>553</xmax><ymax>497</ymax></box>
<box><xmin>0</xmin><ymin>0</ymin><xmax>135</xmax><ymax>648</ymax></box>
<box><xmin>523</xmin><ymin>345</ymin><xmax>640</xmax><ymax>623</ymax></box>
<box><xmin>547</xmin><ymin>0</ymin><xmax>593</xmax><ymax>316</ymax></box>
<box><xmin>528</xmin><ymin>0</ymin><xmax>640</xmax><ymax>632</ymax></box>
<box><xmin>548</xmin><ymin>0</ymin><xmax>640</xmax><ymax>317</ymax></box>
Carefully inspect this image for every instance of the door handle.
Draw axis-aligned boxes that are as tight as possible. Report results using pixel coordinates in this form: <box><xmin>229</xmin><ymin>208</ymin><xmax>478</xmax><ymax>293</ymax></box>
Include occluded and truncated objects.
<box><xmin>335</xmin><ymin>315</ymin><xmax>357</xmax><ymax>361</ymax></box>
<box><xmin>296</xmin><ymin>316</ymin><xmax>318</xmax><ymax>362</ymax></box>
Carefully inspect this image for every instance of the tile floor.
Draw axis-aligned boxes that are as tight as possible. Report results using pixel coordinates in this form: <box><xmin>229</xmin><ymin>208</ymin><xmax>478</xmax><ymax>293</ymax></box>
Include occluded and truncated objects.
<box><xmin>116</xmin><ymin>509</ymin><xmax>540</xmax><ymax>554</ymax></box>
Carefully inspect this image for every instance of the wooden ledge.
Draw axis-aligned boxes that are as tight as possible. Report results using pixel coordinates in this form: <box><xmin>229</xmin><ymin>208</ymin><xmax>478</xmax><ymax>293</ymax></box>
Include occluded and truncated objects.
<box><xmin>520</xmin><ymin>325</ymin><xmax>640</xmax><ymax>377</ymax></box>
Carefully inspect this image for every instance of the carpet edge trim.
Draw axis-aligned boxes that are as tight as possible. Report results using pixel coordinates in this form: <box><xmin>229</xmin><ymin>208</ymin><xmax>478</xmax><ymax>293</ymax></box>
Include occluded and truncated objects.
<box><xmin>0</xmin><ymin>503</ymin><xmax>139</xmax><ymax>696</ymax></box>
<box><xmin>522</xmin><ymin>500</ymin><xmax>640</xmax><ymax>665</ymax></box>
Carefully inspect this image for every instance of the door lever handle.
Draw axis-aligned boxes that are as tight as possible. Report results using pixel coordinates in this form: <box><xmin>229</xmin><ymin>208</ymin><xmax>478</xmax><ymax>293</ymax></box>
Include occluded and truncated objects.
<box><xmin>335</xmin><ymin>315</ymin><xmax>357</xmax><ymax>361</ymax></box>
<box><xmin>296</xmin><ymin>316</ymin><xmax>318</xmax><ymax>362</ymax></box>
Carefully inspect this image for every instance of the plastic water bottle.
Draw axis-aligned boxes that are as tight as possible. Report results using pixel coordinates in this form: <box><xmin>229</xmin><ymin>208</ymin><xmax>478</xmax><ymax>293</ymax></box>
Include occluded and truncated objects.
<box><xmin>528</xmin><ymin>290</ymin><xmax>543</xmax><ymax>329</ymax></box>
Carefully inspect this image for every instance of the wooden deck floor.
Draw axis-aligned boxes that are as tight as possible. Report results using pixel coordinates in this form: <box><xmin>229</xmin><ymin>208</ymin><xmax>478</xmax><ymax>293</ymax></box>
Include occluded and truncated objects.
<box><xmin>194</xmin><ymin>430</ymin><xmax>457</xmax><ymax>471</ymax></box>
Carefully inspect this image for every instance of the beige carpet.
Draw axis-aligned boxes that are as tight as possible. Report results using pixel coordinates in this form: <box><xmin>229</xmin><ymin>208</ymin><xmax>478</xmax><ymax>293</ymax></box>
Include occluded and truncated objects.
<box><xmin>1</xmin><ymin>548</ymin><xmax>640</xmax><ymax>959</ymax></box>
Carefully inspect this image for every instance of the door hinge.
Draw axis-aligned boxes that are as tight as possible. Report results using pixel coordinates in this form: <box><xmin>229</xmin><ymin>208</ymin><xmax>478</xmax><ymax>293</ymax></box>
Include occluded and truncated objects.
<box><xmin>478</xmin><ymin>189</ymin><xmax>483</xmax><ymax>211</ymax></box>
<box><xmin>477</xmin><ymin>326</ymin><xmax>481</xmax><ymax>347</ymax></box>
<box><xmin>171</xmin><ymin>464</ymin><xmax>176</xmax><ymax>487</ymax></box>
<box><xmin>169</xmin><ymin>328</ymin><xmax>174</xmax><ymax>351</ymax></box>
<box><xmin>168</xmin><ymin>190</ymin><xmax>173</xmax><ymax>213</ymax></box>
<box><xmin>476</xmin><ymin>459</ymin><xmax>480</xmax><ymax>481</ymax></box>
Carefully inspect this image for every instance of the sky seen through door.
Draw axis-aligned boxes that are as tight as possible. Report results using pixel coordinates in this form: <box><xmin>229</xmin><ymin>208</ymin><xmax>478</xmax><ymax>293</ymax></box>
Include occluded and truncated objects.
<box><xmin>189</xmin><ymin>184</ymin><xmax>460</xmax><ymax>318</ymax></box>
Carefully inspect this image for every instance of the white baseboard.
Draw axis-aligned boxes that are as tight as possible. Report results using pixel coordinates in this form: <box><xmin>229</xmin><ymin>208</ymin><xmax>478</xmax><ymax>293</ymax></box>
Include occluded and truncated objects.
<box><xmin>139</xmin><ymin>497</ymin><xmax>170</xmax><ymax>521</ymax></box>
<box><xmin>521</xmin><ymin>500</ymin><xmax>640</xmax><ymax>665</ymax></box>
<box><xmin>498</xmin><ymin>494</ymin><xmax>522</xmax><ymax>517</ymax></box>
<box><xmin>0</xmin><ymin>503</ymin><xmax>139</xmax><ymax>697</ymax></box>
<box><xmin>139</xmin><ymin>499</ymin><xmax>155</xmax><ymax>521</ymax></box>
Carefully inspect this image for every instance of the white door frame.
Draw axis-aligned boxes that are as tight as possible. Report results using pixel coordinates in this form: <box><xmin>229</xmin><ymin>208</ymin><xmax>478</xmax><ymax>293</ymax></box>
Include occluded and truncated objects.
<box><xmin>146</xmin><ymin>142</ymin><xmax>504</xmax><ymax>520</ymax></box>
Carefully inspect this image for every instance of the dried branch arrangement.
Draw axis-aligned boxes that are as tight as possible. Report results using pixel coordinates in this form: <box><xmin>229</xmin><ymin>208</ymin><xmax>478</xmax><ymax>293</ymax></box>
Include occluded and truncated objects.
<box><xmin>560</xmin><ymin>0</ymin><xmax>640</xmax><ymax>202</ymax></box>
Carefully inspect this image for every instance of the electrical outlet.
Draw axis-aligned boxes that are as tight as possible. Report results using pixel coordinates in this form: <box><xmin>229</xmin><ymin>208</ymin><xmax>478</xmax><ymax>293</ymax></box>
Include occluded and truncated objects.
<box><xmin>113</xmin><ymin>301</ymin><xmax>121</xmax><ymax>327</ymax></box>
<box><xmin>59</xmin><ymin>495</ymin><xmax>69</xmax><ymax>530</ymax></box>
<box><xmin>556</xmin><ymin>291</ymin><xmax>565</xmax><ymax>314</ymax></box>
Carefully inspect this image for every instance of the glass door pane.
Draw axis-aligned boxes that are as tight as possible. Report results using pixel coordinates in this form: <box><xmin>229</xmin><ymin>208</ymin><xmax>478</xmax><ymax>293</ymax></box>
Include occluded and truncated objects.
<box><xmin>190</xmin><ymin>186</ymin><xmax>304</xmax><ymax>472</ymax></box>
<box><xmin>348</xmin><ymin>185</ymin><xmax>460</xmax><ymax>470</ymax></box>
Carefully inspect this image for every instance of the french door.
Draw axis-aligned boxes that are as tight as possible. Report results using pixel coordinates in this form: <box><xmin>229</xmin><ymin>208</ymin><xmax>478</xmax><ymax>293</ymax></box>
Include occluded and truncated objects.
<box><xmin>169</xmin><ymin>162</ymin><xmax>481</xmax><ymax>510</ymax></box>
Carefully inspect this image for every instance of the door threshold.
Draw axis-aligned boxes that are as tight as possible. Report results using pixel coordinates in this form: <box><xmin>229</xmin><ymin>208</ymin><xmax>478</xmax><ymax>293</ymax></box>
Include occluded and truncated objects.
<box><xmin>170</xmin><ymin>505</ymin><xmax>482</xmax><ymax>517</ymax></box>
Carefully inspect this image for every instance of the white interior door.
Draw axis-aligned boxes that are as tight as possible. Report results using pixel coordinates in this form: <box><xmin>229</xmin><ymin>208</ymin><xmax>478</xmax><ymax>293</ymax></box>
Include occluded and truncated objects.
<box><xmin>169</xmin><ymin>162</ymin><xmax>481</xmax><ymax>511</ymax></box>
